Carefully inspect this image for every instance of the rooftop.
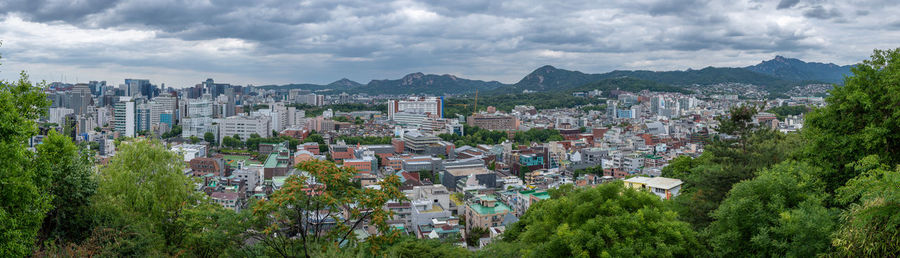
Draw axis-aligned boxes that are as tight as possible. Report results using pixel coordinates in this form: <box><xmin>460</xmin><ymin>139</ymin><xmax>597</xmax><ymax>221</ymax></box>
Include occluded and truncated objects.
<box><xmin>445</xmin><ymin>167</ymin><xmax>491</xmax><ymax>177</ymax></box>
<box><xmin>624</xmin><ymin>176</ymin><xmax>683</xmax><ymax>189</ymax></box>
<box><xmin>469</xmin><ymin>201</ymin><xmax>511</xmax><ymax>215</ymax></box>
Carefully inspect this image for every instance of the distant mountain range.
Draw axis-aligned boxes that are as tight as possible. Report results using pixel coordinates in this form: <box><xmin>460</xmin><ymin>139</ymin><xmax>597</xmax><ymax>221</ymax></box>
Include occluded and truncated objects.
<box><xmin>744</xmin><ymin>56</ymin><xmax>853</xmax><ymax>84</ymax></box>
<box><xmin>258</xmin><ymin>56</ymin><xmax>855</xmax><ymax>95</ymax></box>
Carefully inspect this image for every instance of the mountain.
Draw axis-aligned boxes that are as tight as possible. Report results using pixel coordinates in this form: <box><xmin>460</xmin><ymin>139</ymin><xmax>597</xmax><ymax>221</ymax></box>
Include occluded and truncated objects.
<box><xmin>255</xmin><ymin>83</ymin><xmax>334</xmax><ymax>91</ymax></box>
<box><xmin>745</xmin><ymin>56</ymin><xmax>853</xmax><ymax>84</ymax></box>
<box><xmin>362</xmin><ymin>73</ymin><xmax>508</xmax><ymax>95</ymax></box>
<box><xmin>506</xmin><ymin>65</ymin><xmax>816</xmax><ymax>94</ymax></box>
<box><xmin>257</xmin><ymin>73</ymin><xmax>507</xmax><ymax>95</ymax></box>
<box><xmin>259</xmin><ymin>56</ymin><xmax>848</xmax><ymax>95</ymax></box>
<box><xmin>510</xmin><ymin>65</ymin><xmax>606</xmax><ymax>92</ymax></box>
<box><xmin>327</xmin><ymin>78</ymin><xmax>363</xmax><ymax>88</ymax></box>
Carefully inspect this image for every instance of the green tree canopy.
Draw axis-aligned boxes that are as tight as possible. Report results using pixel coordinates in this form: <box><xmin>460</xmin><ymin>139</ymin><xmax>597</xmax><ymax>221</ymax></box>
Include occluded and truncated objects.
<box><xmin>248</xmin><ymin>160</ymin><xmax>407</xmax><ymax>257</ymax></box>
<box><xmin>672</xmin><ymin>106</ymin><xmax>801</xmax><ymax>228</ymax></box>
<box><xmin>91</xmin><ymin>139</ymin><xmax>200</xmax><ymax>255</ymax></box>
<box><xmin>705</xmin><ymin>161</ymin><xmax>838</xmax><ymax>257</ymax></box>
<box><xmin>204</xmin><ymin>132</ymin><xmax>216</xmax><ymax>145</ymax></box>
<box><xmin>802</xmin><ymin>48</ymin><xmax>900</xmax><ymax>193</ymax></box>
<box><xmin>34</xmin><ymin>130</ymin><xmax>97</xmax><ymax>244</ymax></box>
<box><xmin>831</xmin><ymin>155</ymin><xmax>900</xmax><ymax>257</ymax></box>
<box><xmin>0</xmin><ymin>71</ymin><xmax>53</xmax><ymax>256</ymax></box>
<box><xmin>502</xmin><ymin>182</ymin><xmax>702</xmax><ymax>257</ymax></box>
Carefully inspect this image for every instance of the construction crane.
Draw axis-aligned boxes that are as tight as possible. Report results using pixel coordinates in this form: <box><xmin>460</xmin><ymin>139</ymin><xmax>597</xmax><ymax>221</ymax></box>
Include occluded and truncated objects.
<box><xmin>472</xmin><ymin>90</ymin><xmax>478</xmax><ymax>116</ymax></box>
<box><xmin>448</xmin><ymin>90</ymin><xmax>479</xmax><ymax>116</ymax></box>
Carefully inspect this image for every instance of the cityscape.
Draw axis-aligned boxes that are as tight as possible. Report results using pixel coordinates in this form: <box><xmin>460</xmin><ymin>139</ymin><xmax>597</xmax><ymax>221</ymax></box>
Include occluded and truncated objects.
<box><xmin>1</xmin><ymin>1</ymin><xmax>899</xmax><ymax>257</ymax></box>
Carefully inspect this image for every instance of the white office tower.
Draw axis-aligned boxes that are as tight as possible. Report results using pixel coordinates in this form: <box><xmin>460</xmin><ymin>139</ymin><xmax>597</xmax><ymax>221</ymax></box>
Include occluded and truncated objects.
<box><xmin>182</xmin><ymin>99</ymin><xmax>215</xmax><ymax>139</ymax></box>
<box><xmin>216</xmin><ymin>116</ymin><xmax>272</xmax><ymax>143</ymax></box>
<box><xmin>114</xmin><ymin>97</ymin><xmax>136</xmax><ymax>137</ymax></box>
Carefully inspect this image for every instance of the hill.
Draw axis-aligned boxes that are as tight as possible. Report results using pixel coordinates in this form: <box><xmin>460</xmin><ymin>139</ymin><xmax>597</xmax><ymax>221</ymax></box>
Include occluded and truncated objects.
<box><xmin>506</xmin><ymin>65</ymin><xmax>812</xmax><ymax>94</ymax></box>
<box><xmin>257</xmin><ymin>73</ymin><xmax>507</xmax><ymax>95</ymax></box>
<box><xmin>363</xmin><ymin>73</ymin><xmax>508</xmax><ymax>95</ymax></box>
<box><xmin>745</xmin><ymin>56</ymin><xmax>853</xmax><ymax>84</ymax></box>
<box><xmin>258</xmin><ymin>56</ymin><xmax>849</xmax><ymax>95</ymax></box>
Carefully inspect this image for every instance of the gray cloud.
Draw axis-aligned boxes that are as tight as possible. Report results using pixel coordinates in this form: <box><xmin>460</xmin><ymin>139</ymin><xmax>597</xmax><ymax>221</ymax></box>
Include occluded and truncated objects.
<box><xmin>777</xmin><ymin>0</ymin><xmax>800</xmax><ymax>9</ymax></box>
<box><xmin>0</xmin><ymin>0</ymin><xmax>897</xmax><ymax>86</ymax></box>
<box><xmin>803</xmin><ymin>5</ymin><xmax>842</xmax><ymax>19</ymax></box>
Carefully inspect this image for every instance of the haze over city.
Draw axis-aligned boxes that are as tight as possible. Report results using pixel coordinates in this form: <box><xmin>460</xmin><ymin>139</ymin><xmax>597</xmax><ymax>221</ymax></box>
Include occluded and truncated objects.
<box><xmin>1</xmin><ymin>0</ymin><xmax>898</xmax><ymax>87</ymax></box>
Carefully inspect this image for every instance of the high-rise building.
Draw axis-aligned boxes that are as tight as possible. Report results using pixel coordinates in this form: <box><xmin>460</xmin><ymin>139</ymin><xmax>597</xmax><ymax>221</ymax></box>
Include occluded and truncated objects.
<box><xmin>650</xmin><ymin>96</ymin><xmax>666</xmax><ymax>115</ymax></box>
<box><xmin>150</xmin><ymin>96</ymin><xmax>178</xmax><ymax>128</ymax></box>
<box><xmin>135</xmin><ymin>103</ymin><xmax>151</xmax><ymax>133</ymax></box>
<box><xmin>114</xmin><ymin>97</ymin><xmax>136</xmax><ymax>137</ymax></box>
<box><xmin>125</xmin><ymin>79</ymin><xmax>150</xmax><ymax>98</ymax></box>
<box><xmin>70</xmin><ymin>83</ymin><xmax>92</xmax><ymax>115</ymax></box>
<box><xmin>183</xmin><ymin>98</ymin><xmax>215</xmax><ymax>139</ymax></box>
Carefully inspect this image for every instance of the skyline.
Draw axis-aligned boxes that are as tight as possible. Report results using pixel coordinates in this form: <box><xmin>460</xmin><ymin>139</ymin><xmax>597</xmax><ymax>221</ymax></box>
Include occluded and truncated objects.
<box><xmin>1</xmin><ymin>0</ymin><xmax>898</xmax><ymax>88</ymax></box>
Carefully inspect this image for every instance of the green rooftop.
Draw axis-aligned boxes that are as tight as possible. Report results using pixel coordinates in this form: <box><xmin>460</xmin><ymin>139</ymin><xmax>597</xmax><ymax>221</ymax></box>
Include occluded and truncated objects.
<box><xmin>224</xmin><ymin>155</ymin><xmax>261</xmax><ymax>168</ymax></box>
<box><xmin>533</xmin><ymin>191</ymin><xmax>551</xmax><ymax>200</ymax></box>
<box><xmin>478</xmin><ymin>195</ymin><xmax>497</xmax><ymax>201</ymax></box>
<box><xmin>470</xmin><ymin>202</ymin><xmax>511</xmax><ymax>215</ymax></box>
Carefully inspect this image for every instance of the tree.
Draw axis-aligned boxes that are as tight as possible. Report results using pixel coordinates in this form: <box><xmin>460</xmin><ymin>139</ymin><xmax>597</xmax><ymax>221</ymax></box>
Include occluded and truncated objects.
<box><xmin>248</xmin><ymin>160</ymin><xmax>406</xmax><ymax>257</ymax></box>
<box><xmin>223</xmin><ymin>136</ymin><xmax>243</xmax><ymax>149</ymax></box>
<box><xmin>161</xmin><ymin>125</ymin><xmax>181</xmax><ymax>139</ymax></box>
<box><xmin>831</xmin><ymin>155</ymin><xmax>900</xmax><ymax>257</ymax></box>
<box><xmin>802</xmin><ymin>48</ymin><xmax>900</xmax><ymax>193</ymax></box>
<box><xmin>189</xmin><ymin>136</ymin><xmax>201</xmax><ymax>144</ymax></box>
<box><xmin>176</xmin><ymin>203</ymin><xmax>247</xmax><ymax>257</ymax></box>
<box><xmin>705</xmin><ymin>162</ymin><xmax>838</xmax><ymax>257</ymax></box>
<box><xmin>0</xmin><ymin>71</ymin><xmax>53</xmax><ymax>256</ymax></box>
<box><xmin>204</xmin><ymin>132</ymin><xmax>216</xmax><ymax>145</ymax></box>
<box><xmin>34</xmin><ymin>130</ymin><xmax>97</xmax><ymax>244</ymax></box>
<box><xmin>671</xmin><ymin>106</ymin><xmax>800</xmax><ymax>229</ymax></box>
<box><xmin>502</xmin><ymin>182</ymin><xmax>702</xmax><ymax>257</ymax></box>
<box><xmin>465</xmin><ymin>227</ymin><xmax>489</xmax><ymax>247</ymax></box>
<box><xmin>660</xmin><ymin>155</ymin><xmax>699</xmax><ymax>179</ymax></box>
<box><xmin>386</xmin><ymin>236</ymin><xmax>470</xmax><ymax>257</ymax></box>
<box><xmin>90</xmin><ymin>139</ymin><xmax>200</xmax><ymax>255</ymax></box>
<box><xmin>572</xmin><ymin>164</ymin><xmax>603</xmax><ymax>178</ymax></box>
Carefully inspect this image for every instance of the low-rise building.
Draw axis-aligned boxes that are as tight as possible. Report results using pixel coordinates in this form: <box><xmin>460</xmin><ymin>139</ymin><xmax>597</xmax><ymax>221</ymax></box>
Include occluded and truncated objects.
<box><xmin>623</xmin><ymin>176</ymin><xmax>683</xmax><ymax>200</ymax></box>
<box><xmin>465</xmin><ymin>195</ymin><xmax>511</xmax><ymax>231</ymax></box>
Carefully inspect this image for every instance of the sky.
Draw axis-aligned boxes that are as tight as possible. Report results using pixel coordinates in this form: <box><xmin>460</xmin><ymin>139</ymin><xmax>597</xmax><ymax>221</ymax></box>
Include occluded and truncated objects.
<box><xmin>0</xmin><ymin>0</ymin><xmax>897</xmax><ymax>88</ymax></box>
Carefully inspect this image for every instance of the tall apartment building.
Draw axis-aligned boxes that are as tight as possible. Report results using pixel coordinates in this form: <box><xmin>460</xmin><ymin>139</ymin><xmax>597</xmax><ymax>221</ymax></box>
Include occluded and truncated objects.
<box><xmin>114</xmin><ymin>97</ymin><xmax>136</xmax><ymax>137</ymax></box>
<box><xmin>388</xmin><ymin>97</ymin><xmax>443</xmax><ymax>120</ymax></box>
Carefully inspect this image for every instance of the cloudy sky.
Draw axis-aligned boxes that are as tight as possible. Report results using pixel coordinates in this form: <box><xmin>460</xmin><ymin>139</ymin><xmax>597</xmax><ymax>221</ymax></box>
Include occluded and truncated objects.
<box><xmin>0</xmin><ymin>0</ymin><xmax>897</xmax><ymax>87</ymax></box>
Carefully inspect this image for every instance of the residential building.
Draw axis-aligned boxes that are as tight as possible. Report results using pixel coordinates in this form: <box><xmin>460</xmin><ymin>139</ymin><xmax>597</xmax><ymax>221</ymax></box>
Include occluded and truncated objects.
<box><xmin>465</xmin><ymin>195</ymin><xmax>511</xmax><ymax>231</ymax></box>
<box><xmin>623</xmin><ymin>176</ymin><xmax>683</xmax><ymax>200</ymax></box>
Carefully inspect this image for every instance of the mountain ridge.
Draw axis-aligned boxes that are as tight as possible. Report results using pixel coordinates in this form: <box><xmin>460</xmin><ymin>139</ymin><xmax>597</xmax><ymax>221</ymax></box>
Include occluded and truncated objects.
<box><xmin>258</xmin><ymin>56</ymin><xmax>855</xmax><ymax>95</ymax></box>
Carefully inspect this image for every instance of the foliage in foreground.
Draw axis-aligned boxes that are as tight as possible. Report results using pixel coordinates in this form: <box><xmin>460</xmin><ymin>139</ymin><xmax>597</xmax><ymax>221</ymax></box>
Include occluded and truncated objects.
<box><xmin>501</xmin><ymin>182</ymin><xmax>703</xmax><ymax>257</ymax></box>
